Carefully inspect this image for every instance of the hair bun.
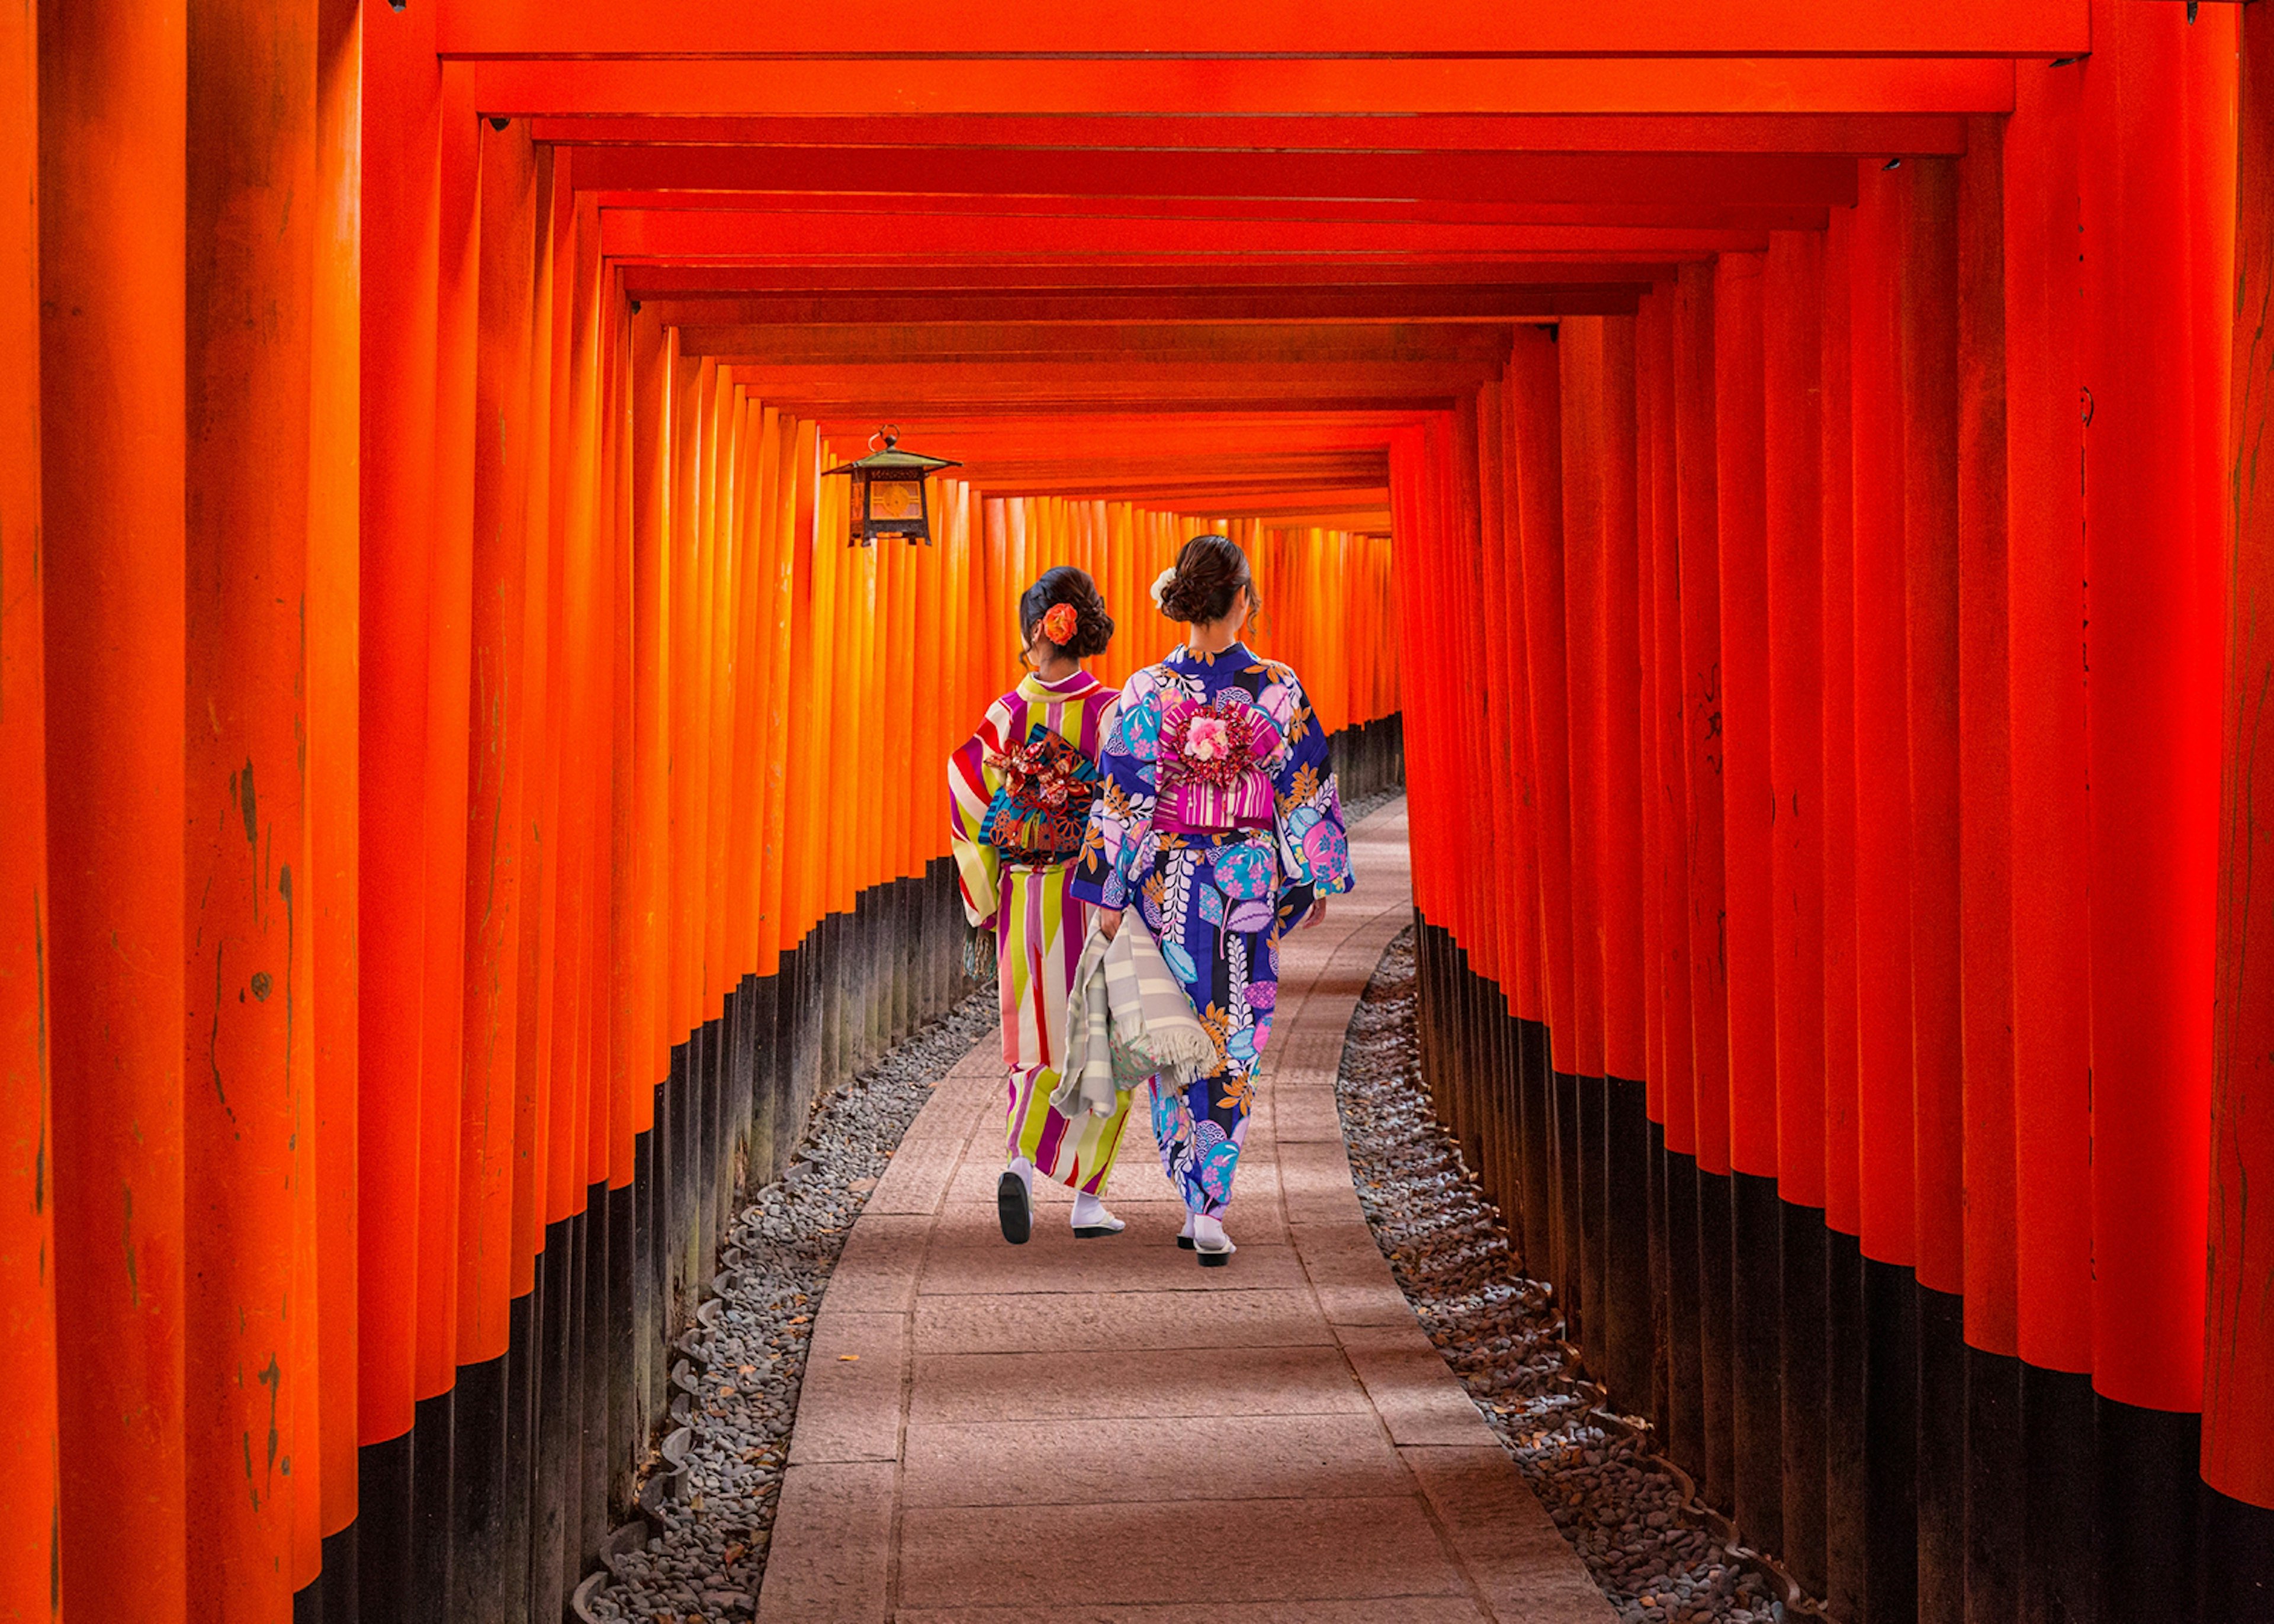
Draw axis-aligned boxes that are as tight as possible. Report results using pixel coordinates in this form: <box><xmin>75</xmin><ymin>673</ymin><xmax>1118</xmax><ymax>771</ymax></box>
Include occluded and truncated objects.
<box><xmin>1158</xmin><ymin>535</ymin><xmax>1252</xmax><ymax>625</ymax></box>
<box><xmin>1020</xmin><ymin>565</ymin><xmax>1115</xmax><ymax>660</ymax></box>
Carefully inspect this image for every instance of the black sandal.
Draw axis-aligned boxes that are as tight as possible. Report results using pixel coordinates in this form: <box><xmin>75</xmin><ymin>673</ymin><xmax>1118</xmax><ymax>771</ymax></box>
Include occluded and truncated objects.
<box><xmin>997</xmin><ymin>1169</ymin><xmax>1033</xmax><ymax>1245</ymax></box>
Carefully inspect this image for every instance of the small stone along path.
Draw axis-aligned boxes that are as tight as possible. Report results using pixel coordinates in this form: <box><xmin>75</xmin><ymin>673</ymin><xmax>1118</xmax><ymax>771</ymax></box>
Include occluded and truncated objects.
<box><xmin>757</xmin><ymin>802</ymin><xmax>1614</xmax><ymax>1623</ymax></box>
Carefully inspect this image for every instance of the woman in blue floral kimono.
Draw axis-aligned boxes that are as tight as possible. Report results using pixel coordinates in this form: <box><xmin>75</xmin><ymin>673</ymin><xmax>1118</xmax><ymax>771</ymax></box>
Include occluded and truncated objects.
<box><xmin>1071</xmin><ymin>534</ymin><xmax>1353</xmax><ymax>1266</ymax></box>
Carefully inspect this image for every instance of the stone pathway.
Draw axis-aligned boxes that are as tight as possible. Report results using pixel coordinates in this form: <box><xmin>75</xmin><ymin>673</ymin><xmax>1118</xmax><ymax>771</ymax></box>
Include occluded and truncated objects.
<box><xmin>758</xmin><ymin>803</ymin><xmax>1615</xmax><ymax>1623</ymax></box>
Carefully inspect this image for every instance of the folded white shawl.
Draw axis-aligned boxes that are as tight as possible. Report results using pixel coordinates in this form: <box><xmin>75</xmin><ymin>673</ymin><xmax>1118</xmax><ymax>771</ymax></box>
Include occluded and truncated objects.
<box><xmin>1050</xmin><ymin>919</ymin><xmax>1218</xmax><ymax>1120</ymax></box>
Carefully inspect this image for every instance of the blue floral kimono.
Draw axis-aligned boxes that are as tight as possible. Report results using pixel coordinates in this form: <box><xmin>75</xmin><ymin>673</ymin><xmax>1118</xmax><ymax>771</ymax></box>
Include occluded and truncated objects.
<box><xmin>1070</xmin><ymin>642</ymin><xmax>1353</xmax><ymax>1215</ymax></box>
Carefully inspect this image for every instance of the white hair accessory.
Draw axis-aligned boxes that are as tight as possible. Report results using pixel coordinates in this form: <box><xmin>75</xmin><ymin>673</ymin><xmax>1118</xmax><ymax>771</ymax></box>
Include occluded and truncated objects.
<box><xmin>1150</xmin><ymin>568</ymin><xmax>1177</xmax><ymax>610</ymax></box>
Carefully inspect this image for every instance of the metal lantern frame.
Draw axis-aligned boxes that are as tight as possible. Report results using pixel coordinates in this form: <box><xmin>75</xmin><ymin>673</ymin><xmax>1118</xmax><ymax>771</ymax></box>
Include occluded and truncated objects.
<box><xmin>823</xmin><ymin>425</ymin><xmax>961</xmax><ymax>546</ymax></box>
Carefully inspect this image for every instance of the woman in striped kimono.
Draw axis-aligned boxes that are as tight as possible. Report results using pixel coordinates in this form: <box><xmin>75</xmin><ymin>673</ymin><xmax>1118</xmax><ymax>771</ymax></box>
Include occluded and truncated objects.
<box><xmin>1072</xmin><ymin>535</ymin><xmax>1353</xmax><ymax>1266</ymax></box>
<box><xmin>948</xmin><ymin>566</ymin><xmax>1136</xmax><ymax>1244</ymax></box>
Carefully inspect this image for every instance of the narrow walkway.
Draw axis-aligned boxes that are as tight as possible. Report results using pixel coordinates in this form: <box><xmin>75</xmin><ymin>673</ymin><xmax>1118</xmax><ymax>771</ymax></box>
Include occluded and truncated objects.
<box><xmin>758</xmin><ymin>802</ymin><xmax>1614</xmax><ymax>1623</ymax></box>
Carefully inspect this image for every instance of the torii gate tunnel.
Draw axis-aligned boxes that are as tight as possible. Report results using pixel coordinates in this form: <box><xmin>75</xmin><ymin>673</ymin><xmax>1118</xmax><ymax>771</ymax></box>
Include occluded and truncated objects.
<box><xmin>4</xmin><ymin>1</ymin><xmax>2274</xmax><ymax>1620</ymax></box>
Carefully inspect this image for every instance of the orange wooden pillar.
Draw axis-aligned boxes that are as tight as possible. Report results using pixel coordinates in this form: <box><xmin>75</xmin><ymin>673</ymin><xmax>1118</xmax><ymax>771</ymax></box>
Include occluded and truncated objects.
<box><xmin>1638</xmin><ymin>283</ymin><xmax>1703</xmax><ymax>1472</ymax></box>
<box><xmin>1511</xmin><ymin>326</ymin><xmax>1581</xmax><ymax>1321</ymax></box>
<box><xmin>1953</xmin><ymin>108</ymin><xmax>2025</xmax><ymax>1624</ymax></box>
<box><xmin>2001</xmin><ymin>76</ymin><xmax>2098</xmax><ymax>1616</ymax></box>
<box><xmin>508</xmin><ymin>147</ymin><xmax>558</xmax><ymax>1327</ymax></box>
<box><xmin>1817</xmin><ymin>208</ymin><xmax>1862</xmax><ymax>1253</ymax></box>
<box><xmin>1470</xmin><ymin>379</ymin><xmax>1526</xmax><ymax>1226</ymax></box>
<box><xmin>449</xmin><ymin>114</ymin><xmax>540</xmax><ymax>1618</ymax></box>
<box><xmin>0</xmin><ymin>4</ymin><xmax>59</xmax><ymax>1614</ymax></box>
<box><xmin>1594</xmin><ymin>317</ymin><xmax>1653</xmax><ymax>1413</ymax></box>
<box><xmin>1849</xmin><ymin>156</ymin><xmax>1920</xmax><ymax>1624</ymax></box>
<box><xmin>1713</xmin><ymin>247</ymin><xmax>1782</xmax><ymax>1553</ymax></box>
<box><xmin>2078</xmin><ymin>0</ymin><xmax>2235</xmax><ymax>1603</ymax></box>
<box><xmin>462</xmin><ymin>112</ymin><xmax>538</xmax><ymax>1378</ymax></box>
<box><xmin>1595</xmin><ymin>325</ymin><xmax>1646</xmax><ymax>1093</ymax></box>
<box><xmin>1763</xmin><ymin>225</ymin><xmax>1827</xmax><ymax>1594</ymax></box>
<box><xmin>38</xmin><ymin>4</ymin><xmax>190</xmax><ymax>1620</ymax></box>
<box><xmin>182</xmin><ymin>0</ymin><xmax>321</xmax><ymax>1610</ymax></box>
<box><xmin>1559</xmin><ymin>326</ymin><xmax>1609</xmax><ymax>1110</ymax></box>
<box><xmin>356</xmin><ymin>0</ymin><xmax>442</xmax><ymax>1608</ymax></box>
<box><xmin>413</xmin><ymin>62</ymin><xmax>477</xmax><ymax>1458</ymax></box>
<box><xmin>756</xmin><ymin>419</ymin><xmax>812</xmax><ymax>986</ymax></box>
<box><xmin>1673</xmin><ymin>259</ymin><xmax>1736</xmax><ymax>1512</ymax></box>
<box><xmin>309</xmin><ymin>0</ymin><xmax>363</xmax><ymax>1574</ymax></box>
<box><xmin>1816</xmin><ymin>205</ymin><xmax>1869</xmax><ymax>1624</ymax></box>
<box><xmin>1896</xmin><ymin>150</ymin><xmax>1968</xmax><ymax>1621</ymax></box>
<box><xmin>2206</xmin><ymin>4</ymin><xmax>2274</xmax><ymax>1578</ymax></box>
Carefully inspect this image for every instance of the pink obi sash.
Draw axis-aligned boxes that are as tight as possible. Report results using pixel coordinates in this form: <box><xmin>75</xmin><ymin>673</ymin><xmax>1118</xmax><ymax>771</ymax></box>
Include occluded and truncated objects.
<box><xmin>1157</xmin><ymin>693</ymin><xmax>1282</xmax><ymax>834</ymax></box>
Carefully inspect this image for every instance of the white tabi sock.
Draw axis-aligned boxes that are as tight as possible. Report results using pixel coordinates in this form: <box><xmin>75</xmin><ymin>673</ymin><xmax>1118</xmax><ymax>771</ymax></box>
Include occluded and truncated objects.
<box><xmin>1006</xmin><ymin>1155</ymin><xmax>1035</xmax><ymax>1198</ymax></box>
<box><xmin>1069</xmin><ymin>1191</ymin><xmax>1121</xmax><ymax>1231</ymax></box>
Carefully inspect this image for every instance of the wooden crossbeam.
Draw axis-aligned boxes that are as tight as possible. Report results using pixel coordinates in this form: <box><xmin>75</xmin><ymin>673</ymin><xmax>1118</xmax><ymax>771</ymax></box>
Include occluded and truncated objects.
<box><xmin>528</xmin><ymin>112</ymin><xmax>1973</xmax><ymax>156</ymax></box>
<box><xmin>471</xmin><ymin>58</ymin><xmax>2018</xmax><ymax>120</ymax></box>
<box><xmin>440</xmin><ymin>0</ymin><xmax>2084</xmax><ymax>58</ymax></box>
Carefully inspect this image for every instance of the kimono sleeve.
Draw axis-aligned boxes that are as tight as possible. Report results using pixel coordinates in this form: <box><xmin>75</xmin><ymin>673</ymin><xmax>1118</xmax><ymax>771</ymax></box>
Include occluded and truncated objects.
<box><xmin>1070</xmin><ymin>668</ymin><xmax>1162</xmax><ymax>911</ymax></box>
<box><xmin>948</xmin><ymin>700</ymin><xmax>1010</xmax><ymax>925</ymax></box>
<box><xmin>1263</xmin><ymin>664</ymin><xmax>1353</xmax><ymax>930</ymax></box>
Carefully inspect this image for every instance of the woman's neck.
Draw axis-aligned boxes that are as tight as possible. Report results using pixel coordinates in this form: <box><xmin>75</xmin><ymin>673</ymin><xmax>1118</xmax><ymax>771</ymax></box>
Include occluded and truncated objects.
<box><xmin>1031</xmin><ymin>652</ymin><xmax>1080</xmax><ymax>683</ymax></box>
<box><xmin>1186</xmin><ymin>620</ymin><xmax>1241</xmax><ymax>657</ymax></box>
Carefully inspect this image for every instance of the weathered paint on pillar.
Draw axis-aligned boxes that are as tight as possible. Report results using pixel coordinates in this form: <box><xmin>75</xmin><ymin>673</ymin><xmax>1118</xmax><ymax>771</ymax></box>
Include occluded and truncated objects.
<box><xmin>38</xmin><ymin>3</ymin><xmax>191</xmax><ymax>1618</ymax></box>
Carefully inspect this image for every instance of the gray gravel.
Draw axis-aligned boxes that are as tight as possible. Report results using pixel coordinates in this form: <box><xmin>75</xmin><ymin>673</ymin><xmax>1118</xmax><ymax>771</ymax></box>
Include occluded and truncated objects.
<box><xmin>1337</xmin><ymin>928</ymin><xmax>1815</xmax><ymax>1624</ymax></box>
<box><xmin>580</xmin><ymin>985</ymin><xmax>999</xmax><ymax>1624</ymax></box>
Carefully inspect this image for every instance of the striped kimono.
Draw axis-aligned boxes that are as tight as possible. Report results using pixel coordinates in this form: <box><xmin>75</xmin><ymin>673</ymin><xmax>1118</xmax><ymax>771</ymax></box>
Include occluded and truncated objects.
<box><xmin>948</xmin><ymin>668</ymin><xmax>1136</xmax><ymax>1195</ymax></box>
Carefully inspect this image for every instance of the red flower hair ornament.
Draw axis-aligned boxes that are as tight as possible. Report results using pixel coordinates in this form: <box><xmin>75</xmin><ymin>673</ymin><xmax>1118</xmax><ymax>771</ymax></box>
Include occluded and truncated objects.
<box><xmin>1040</xmin><ymin>602</ymin><xmax>1080</xmax><ymax>645</ymax></box>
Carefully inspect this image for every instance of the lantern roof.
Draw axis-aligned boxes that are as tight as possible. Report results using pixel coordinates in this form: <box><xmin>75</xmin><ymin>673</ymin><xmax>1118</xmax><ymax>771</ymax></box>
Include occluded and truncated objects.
<box><xmin>824</xmin><ymin>428</ymin><xmax>961</xmax><ymax>478</ymax></box>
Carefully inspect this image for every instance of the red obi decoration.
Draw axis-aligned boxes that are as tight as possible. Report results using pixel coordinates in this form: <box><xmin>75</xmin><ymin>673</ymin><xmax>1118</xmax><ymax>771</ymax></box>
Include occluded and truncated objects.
<box><xmin>1158</xmin><ymin>694</ymin><xmax>1281</xmax><ymax>832</ymax></box>
<box><xmin>981</xmin><ymin>723</ymin><xmax>1102</xmax><ymax>863</ymax></box>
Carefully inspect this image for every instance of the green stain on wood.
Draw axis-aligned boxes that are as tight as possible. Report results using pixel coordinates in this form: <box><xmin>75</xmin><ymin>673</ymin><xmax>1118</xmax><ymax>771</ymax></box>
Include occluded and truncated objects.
<box><xmin>257</xmin><ymin>1352</ymin><xmax>282</xmax><ymax>1486</ymax></box>
<box><xmin>209</xmin><ymin>941</ymin><xmax>234</xmax><ymax>1123</ymax></box>
<box><xmin>120</xmin><ymin>1185</ymin><xmax>137</xmax><ymax>1308</ymax></box>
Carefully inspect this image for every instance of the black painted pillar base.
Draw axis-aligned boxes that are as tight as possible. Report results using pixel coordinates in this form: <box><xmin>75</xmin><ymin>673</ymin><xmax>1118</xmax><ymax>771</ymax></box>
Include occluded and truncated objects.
<box><xmin>1578</xmin><ymin>1069</ymin><xmax>1608</xmax><ymax>1381</ymax></box>
<box><xmin>1964</xmin><ymin>1345</ymin><xmax>2023</xmax><ymax>1624</ymax></box>
<box><xmin>1604</xmin><ymin>1076</ymin><xmax>1653</xmax><ymax>1409</ymax></box>
<box><xmin>319</xmin><ymin>1522</ymin><xmax>356</xmax><ymax>1624</ymax></box>
<box><xmin>531</xmin><ymin>1216</ymin><xmax>574</xmax><ymax>1624</ymax></box>
<box><xmin>449</xmin><ymin>1352</ymin><xmax>509</xmax><ymax>1623</ymax></box>
<box><xmin>502</xmin><ymin>1286</ymin><xmax>536</xmax><ymax>1624</ymax></box>
<box><xmin>1780</xmin><ymin>1202</ymin><xmax>1829</xmax><ymax>1596</ymax></box>
<box><xmin>1825</xmin><ymin>1229</ymin><xmax>1868</xmax><ymax>1624</ymax></box>
<box><xmin>408</xmin><ymin>1387</ymin><xmax>455</xmax><ymax>1624</ymax></box>
<box><xmin>1553</xmin><ymin>1067</ymin><xmax>1585</xmax><ymax>1348</ymax></box>
<box><xmin>293</xmin><ymin>1561</ymin><xmax>323</xmax><ymax>1624</ymax></box>
<box><xmin>2021</xmin><ymin>1362</ymin><xmax>2098</xmax><ymax>1624</ymax></box>
<box><xmin>355</xmin><ymin>1430</ymin><xmax>413</xmax><ymax>1624</ymax></box>
<box><xmin>1862</xmin><ymin>1256</ymin><xmax>1919</xmax><ymax>1624</ymax></box>
<box><xmin>1646</xmin><ymin>1121</ymin><xmax>1672</xmax><ymax>1442</ymax></box>
<box><xmin>1664</xmin><ymin>1150</ymin><xmax>1706</xmax><ymax>1481</ymax></box>
<box><xmin>1697</xmin><ymin>1167</ymin><xmax>1736</xmax><ymax>1514</ymax></box>
<box><xmin>2096</xmin><ymin>1394</ymin><xmax>2202</xmax><ymax>1624</ymax></box>
<box><xmin>2201</xmin><ymin>1484</ymin><xmax>2274</xmax><ymax>1623</ymax></box>
<box><xmin>1730</xmin><ymin>1169</ymin><xmax>1785</xmax><ymax>1554</ymax></box>
<box><xmin>1517</xmin><ymin>1018</ymin><xmax>1553</xmax><ymax>1286</ymax></box>
<box><xmin>1916</xmin><ymin>1282</ymin><xmax>1967</xmax><ymax>1624</ymax></box>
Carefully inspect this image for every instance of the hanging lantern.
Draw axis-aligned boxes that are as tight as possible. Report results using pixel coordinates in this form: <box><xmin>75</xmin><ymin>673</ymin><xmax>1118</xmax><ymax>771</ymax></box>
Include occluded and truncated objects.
<box><xmin>823</xmin><ymin>426</ymin><xmax>961</xmax><ymax>546</ymax></box>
